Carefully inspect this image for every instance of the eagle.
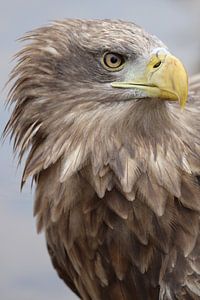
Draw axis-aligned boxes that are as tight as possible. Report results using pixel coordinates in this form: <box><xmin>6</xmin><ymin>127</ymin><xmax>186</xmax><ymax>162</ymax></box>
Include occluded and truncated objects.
<box><xmin>5</xmin><ymin>19</ymin><xmax>200</xmax><ymax>300</ymax></box>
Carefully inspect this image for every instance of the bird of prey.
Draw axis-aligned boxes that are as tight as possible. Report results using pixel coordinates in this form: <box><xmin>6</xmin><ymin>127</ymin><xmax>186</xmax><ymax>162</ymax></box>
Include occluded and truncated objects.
<box><xmin>5</xmin><ymin>19</ymin><xmax>200</xmax><ymax>300</ymax></box>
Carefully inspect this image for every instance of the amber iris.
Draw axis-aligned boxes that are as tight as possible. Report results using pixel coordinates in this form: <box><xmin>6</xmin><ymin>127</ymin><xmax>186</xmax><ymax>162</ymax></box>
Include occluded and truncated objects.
<box><xmin>102</xmin><ymin>52</ymin><xmax>125</xmax><ymax>71</ymax></box>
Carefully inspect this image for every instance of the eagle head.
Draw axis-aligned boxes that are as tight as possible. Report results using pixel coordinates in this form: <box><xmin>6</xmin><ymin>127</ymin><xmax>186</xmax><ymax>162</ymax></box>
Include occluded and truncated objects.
<box><xmin>5</xmin><ymin>19</ymin><xmax>188</xmax><ymax>185</ymax></box>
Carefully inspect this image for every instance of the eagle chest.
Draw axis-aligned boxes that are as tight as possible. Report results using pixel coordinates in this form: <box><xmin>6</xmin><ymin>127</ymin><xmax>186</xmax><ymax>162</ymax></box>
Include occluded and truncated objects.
<box><xmin>41</xmin><ymin>158</ymin><xmax>199</xmax><ymax>300</ymax></box>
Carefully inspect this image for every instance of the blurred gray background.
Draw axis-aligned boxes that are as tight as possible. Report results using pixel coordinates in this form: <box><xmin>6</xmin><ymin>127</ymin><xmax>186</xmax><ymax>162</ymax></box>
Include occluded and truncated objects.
<box><xmin>1</xmin><ymin>0</ymin><xmax>200</xmax><ymax>299</ymax></box>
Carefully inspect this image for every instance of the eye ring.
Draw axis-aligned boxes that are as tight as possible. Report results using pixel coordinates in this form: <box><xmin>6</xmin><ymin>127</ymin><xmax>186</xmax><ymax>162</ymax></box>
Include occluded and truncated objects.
<box><xmin>101</xmin><ymin>52</ymin><xmax>125</xmax><ymax>71</ymax></box>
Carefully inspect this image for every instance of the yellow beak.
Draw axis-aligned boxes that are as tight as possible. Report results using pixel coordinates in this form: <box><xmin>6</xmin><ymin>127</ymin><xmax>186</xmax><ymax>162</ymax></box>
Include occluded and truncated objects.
<box><xmin>111</xmin><ymin>51</ymin><xmax>188</xmax><ymax>108</ymax></box>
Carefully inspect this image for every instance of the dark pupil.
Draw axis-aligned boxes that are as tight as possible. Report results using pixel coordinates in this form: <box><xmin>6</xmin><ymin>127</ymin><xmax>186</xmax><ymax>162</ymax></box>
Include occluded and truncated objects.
<box><xmin>110</xmin><ymin>55</ymin><xmax>118</xmax><ymax>64</ymax></box>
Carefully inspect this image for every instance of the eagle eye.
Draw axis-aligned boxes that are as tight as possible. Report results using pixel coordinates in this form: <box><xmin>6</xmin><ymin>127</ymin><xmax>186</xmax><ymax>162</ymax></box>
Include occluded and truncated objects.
<box><xmin>101</xmin><ymin>52</ymin><xmax>125</xmax><ymax>71</ymax></box>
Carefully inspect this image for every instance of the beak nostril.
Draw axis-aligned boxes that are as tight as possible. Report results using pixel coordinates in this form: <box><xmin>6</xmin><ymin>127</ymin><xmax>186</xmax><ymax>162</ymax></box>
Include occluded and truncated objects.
<box><xmin>153</xmin><ymin>61</ymin><xmax>162</xmax><ymax>68</ymax></box>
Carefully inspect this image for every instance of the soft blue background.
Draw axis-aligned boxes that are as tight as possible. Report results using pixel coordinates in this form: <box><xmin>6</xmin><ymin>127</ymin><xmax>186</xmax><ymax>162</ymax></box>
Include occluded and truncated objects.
<box><xmin>1</xmin><ymin>0</ymin><xmax>200</xmax><ymax>299</ymax></box>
